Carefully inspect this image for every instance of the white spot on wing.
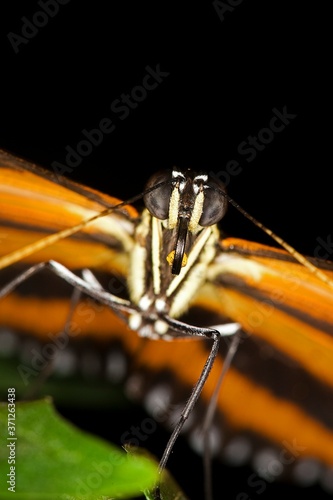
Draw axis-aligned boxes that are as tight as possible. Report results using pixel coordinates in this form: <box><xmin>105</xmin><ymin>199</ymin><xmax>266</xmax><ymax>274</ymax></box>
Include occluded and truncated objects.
<box><xmin>0</xmin><ymin>329</ymin><xmax>19</xmax><ymax>356</ymax></box>
<box><xmin>252</xmin><ymin>448</ymin><xmax>284</xmax><ymax>481</ymax></box>
<box><xmin>292</xmin><ymin>457</ymin><xmax>322</xmax><ymax>486</ymax></box>
<box><xmin>189</xmin><ymin>425</ymin><xmax>222</xmax><ymax>457</ymax></box>
<box><xmin>106</xmin><ymin>350</ymin><xmax>127</xmax><ymax>383</ymax></box>
<box><xmin>223</xmin><ymin>436</ymin><xmax>252</xmax><ymax>466</ymax></box>
<box><xmin>144</xmin><ymin>384</ymin><xmax>172</xmax><ymax>416</ymax></box>
<box><xmin>53</xmin><ymin>348</ymin><xmax>77</xmax><ymax>376</ymax></box>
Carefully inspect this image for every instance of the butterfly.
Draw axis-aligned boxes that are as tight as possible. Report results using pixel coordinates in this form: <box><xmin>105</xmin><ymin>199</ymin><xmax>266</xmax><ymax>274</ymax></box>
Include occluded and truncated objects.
<box><xmin>1</xmin><ymin>148</ymin><xmax>333</xmax><ymax>499</ymax></box>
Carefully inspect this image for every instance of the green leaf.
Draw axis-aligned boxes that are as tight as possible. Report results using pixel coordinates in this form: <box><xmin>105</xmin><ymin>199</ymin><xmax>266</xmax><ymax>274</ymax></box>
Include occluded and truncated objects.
<box><xmin>126</xmin><ymin>447</ymin><xmax>189</xmax><ymax>500</ymax></box>
<box><xmin>0</xmin><ymin>398</ymin><xmax>157</xmax><ymax>499</ymax></box>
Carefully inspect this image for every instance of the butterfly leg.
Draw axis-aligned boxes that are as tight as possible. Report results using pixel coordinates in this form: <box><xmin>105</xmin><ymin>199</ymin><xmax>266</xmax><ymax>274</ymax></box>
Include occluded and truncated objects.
<box><xmin>151</xmin><ymin>316</ymin><xmax>240</xmax><ymax>499</ymax></box>
<box><xmin>0</xmin><ymin>260</ymin><xmax>136</xmax><ymax>316</ymax></box>
<box><xmin>22</xmin><ymin>284</ymin><xmax>84</xmax><ymax>400</ymax></box>
<box><xmin>0</xmin><ymin>260</ymin><xmax>139</xmax><ymax>400</ymax></box>
<box><xmin>202</xmin><ymin>328</ymin><xmax>242</xmax><ymax>500</ymax></box>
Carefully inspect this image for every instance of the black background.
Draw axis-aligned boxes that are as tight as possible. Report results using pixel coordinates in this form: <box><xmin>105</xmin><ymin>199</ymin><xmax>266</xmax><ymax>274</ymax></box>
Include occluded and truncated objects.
<box><xmin>0</xmin><ymin>1</ymin><xmax>332</xmax><ymax>499</ymax></box>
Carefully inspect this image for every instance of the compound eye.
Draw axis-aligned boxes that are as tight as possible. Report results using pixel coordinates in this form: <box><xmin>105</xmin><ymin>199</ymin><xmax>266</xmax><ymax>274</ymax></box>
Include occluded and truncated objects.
<box><xmin>199</xmin><ymin>178</ymin><xmax>228</xmax><ymax>226</ymax></box>
<box><xmin>143</xmin><ymin>170</ymin><xmax>173</xmax><ymax>220</ymax></box>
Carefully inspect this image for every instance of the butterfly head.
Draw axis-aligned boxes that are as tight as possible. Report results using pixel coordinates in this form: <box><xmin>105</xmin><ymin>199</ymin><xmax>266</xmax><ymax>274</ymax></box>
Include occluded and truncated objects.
<box><xmin>143</xmin><ymin>168</ymin><xmax>227</xmax><ymax>275</ymax></box>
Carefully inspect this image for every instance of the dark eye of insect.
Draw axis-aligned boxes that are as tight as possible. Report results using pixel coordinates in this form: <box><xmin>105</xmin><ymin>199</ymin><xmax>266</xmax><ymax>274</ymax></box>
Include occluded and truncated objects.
<box><xmin>143</xmin><ymin>169</ymin><xmax>173</xmax><ymax>220</ymax></box>
<box><xmin>198</xmin><ymin>177</ymin><xmax>228</xmax><ymax>226</ymax></box>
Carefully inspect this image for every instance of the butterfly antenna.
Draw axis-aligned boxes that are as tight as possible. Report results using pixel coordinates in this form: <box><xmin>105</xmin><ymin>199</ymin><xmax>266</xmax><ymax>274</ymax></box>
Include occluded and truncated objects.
<box><xmin>0</xmin><ymin>198</ymin><xmax>133</xmax><ymax>271</ymax></box>
<box><xmin>222</xmin><ymin>192</ymin><xmax>333</xmax><ymax>289</ymax></box>
<box><xmin>0</xmin><ymin>181</ymin><xmax>169</xmax><ymax>271</ymax></box>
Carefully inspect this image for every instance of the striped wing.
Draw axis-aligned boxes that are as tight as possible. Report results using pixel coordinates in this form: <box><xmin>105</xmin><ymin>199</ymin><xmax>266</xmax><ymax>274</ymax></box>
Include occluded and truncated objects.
<box><xmin>0</xmin><ymin>148</ymin><xmax>139</xmax><ymax>347</ymax></box>
<box><xmin>0</xmin><ymin>148</ymin><xmax>136</xmax><ymax>271</ymax></box>
<box><xmin>1</xmin><ymin>149</ymin><xmax>333</xmax><ymax>489</ymax></box>
<box><xmin>194</xmin><ymin>238</ymin><xmax>333</xmax><ymax>476</ymax></box>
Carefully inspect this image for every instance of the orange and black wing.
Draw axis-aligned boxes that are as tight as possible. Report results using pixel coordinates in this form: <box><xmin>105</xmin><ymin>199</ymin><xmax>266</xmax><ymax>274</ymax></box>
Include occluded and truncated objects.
<box><xmin>196</xmin><ymin>239</ymin><xmax>333</xmax><ymax>472</ymax></box>
<box><xmin>1</xmin><ymin>149</ymin><xmax>333</xmax><ymax>492</ymax></box>
<box><xmin>0</xmin><ymin>148</ymin><xmax>140</xmax><ymax>346</ymax></box>
<box><xmin>119</xmin><ymin>236</ymin><xmax>333</xmax><ymax>484</ymax></box>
